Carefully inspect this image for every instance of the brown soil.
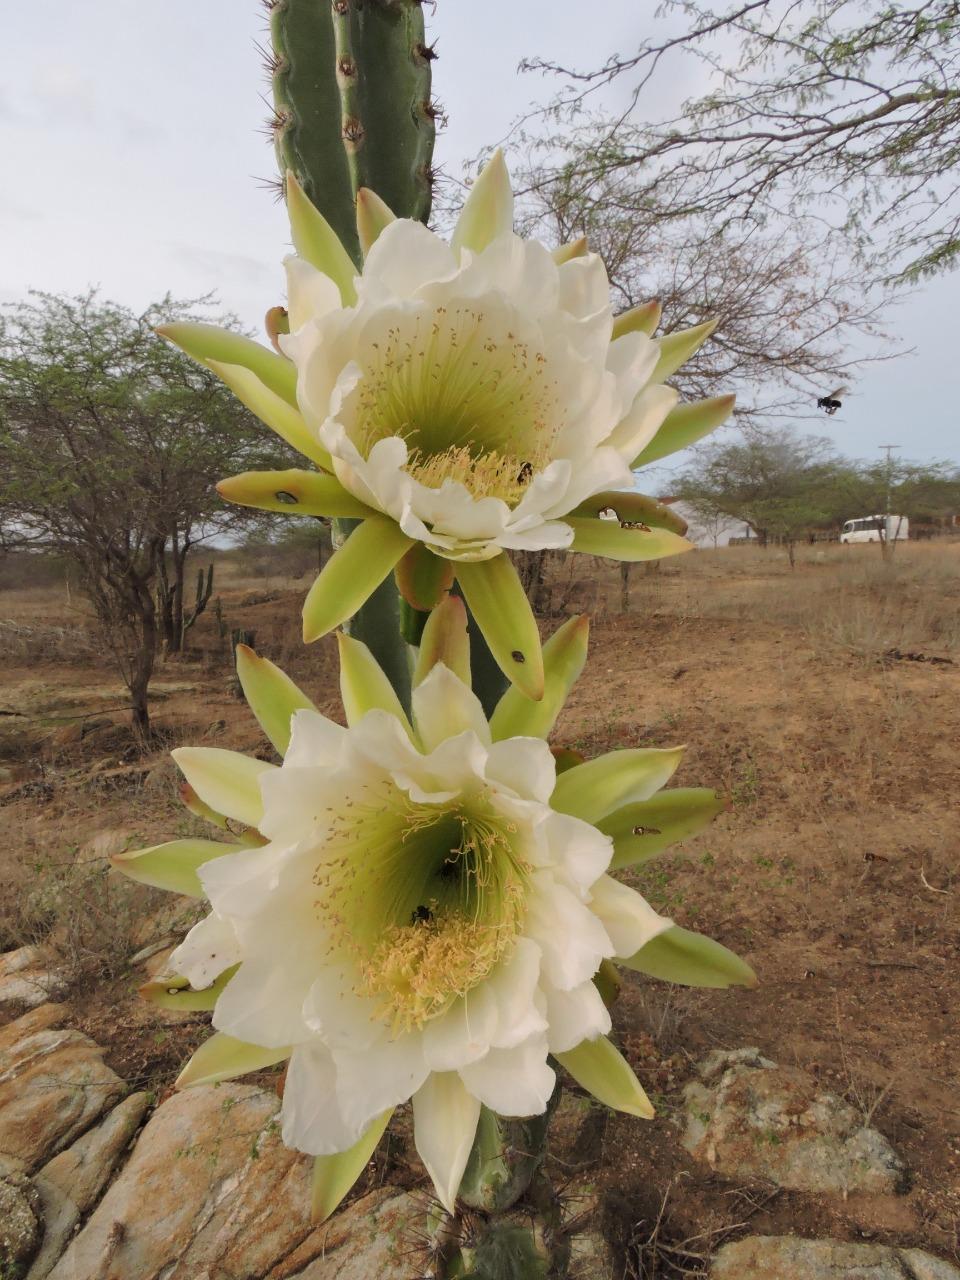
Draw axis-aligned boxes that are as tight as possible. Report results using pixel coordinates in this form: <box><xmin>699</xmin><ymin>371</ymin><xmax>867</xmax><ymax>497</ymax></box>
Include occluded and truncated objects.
<box><xmin>1</xmin><ymin>542</ymin><xmax>958</xmax><ymax>1273</ymax></box>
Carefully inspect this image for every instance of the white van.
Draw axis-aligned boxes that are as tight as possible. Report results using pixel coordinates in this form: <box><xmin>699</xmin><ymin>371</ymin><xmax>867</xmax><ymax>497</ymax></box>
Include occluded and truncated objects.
<box><xmin>840</xmin><ymin>514</ymin><xmax>909</xmax><ymax>544</ymax></box>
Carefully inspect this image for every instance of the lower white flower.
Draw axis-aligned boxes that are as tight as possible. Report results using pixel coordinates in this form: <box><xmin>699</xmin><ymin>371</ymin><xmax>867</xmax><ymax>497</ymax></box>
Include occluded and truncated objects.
<box><xmin>114</xmin><ymin>611</ymin><xmax>755</xmax><ymax>1217</ymax></box>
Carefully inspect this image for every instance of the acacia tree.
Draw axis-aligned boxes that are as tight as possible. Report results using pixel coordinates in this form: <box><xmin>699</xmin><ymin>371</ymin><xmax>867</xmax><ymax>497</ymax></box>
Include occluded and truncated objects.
<box><xmin>674</xmin><ymin>430</ymin><xmax>847</xmax><ymax>565</ymax></box>
<box><xmin>0</xmin><ymin>291</ymin><xmax>277</xmax><ymax>737</ymax></box>
<box><xmin>522</xmin><ymin>0</ymin><xmax>960</xmax><ymax>284</ymax></box>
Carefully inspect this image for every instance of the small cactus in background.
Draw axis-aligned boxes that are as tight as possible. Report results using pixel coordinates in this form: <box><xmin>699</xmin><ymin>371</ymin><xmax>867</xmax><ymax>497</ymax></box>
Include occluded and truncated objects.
<box><xmin>181</xmin><ymin>563</ymin><xmax>215</xmax><ymax>642</ymax></box>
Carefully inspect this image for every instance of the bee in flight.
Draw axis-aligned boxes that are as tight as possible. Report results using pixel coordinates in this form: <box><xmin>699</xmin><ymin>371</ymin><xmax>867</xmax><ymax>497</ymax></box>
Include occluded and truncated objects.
<box><xmin>817</xmin><ymin>386</ymin><xmax>848</xmax><ymax>416</ymax></box>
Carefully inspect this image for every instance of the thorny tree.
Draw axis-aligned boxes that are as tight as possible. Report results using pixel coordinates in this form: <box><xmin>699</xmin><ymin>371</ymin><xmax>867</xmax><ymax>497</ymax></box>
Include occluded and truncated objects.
<box><xmin>522</xmin><ymin>0</ymin><xmax>960</xmax><ymax>285</ymax></box>
<box><xmin>0</xmin><ymin>291</ymin><xmax>276</xmax><ymax>737</ymax></box>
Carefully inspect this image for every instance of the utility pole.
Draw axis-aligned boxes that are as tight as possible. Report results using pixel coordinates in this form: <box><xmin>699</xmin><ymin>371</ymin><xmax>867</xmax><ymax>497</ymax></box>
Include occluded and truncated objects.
<box><xmin>878</xmin><ymin>444</ymin><xmax>900</xmax><ymax>513</ymax></box>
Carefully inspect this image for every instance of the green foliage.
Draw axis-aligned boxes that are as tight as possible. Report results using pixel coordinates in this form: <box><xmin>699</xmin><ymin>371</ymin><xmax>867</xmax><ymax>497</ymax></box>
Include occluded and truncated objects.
<box><xmin>0</xmin><ymin>290</ymin><xmax>288</xmax><ymax>728</ymax></box>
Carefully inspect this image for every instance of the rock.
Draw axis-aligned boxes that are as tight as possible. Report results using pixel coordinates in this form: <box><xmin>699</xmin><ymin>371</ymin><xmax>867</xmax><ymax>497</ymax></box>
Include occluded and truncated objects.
<box><xmin>280</xmin><ymin>1190</ymin><xmax>421</xmax><ymax>1280</ymax></box>
<box><xmin>0</xmin><ymin>946</ymin><xmax>69</xmax><ymax>1015</ymax></box>
<box><xmin>711</xmin><ymin>1236</ymin><xmax>960</xmax><ymax>1279</ymax></box>
<box><xmin>0</xmin><ymin>1005</ymin><xmax>125</xmax><ymax>1170</ymax></box>
<box><xmin>48</xmin><ymin>1084</ymin><xmax>318</xmax><ymax>1280</ymax></box>
<box><xmin>682</xmin><ymin>1048</ymin><xmax>906</xmax><ymax>1195</ymax></box>
<box><xmin>24</xmin><ymin>1176</ymin><xmax>79</xmax><ymax>1280</ymax></box>
<box><xmin>0</xmin><ymin>1167</ymin><xmax>42</xmax><ymax>1270</ymax></box>
<box><xmin>40</xmin><ymin>1092</ymin><xmax>150</xmax><ymax>1212</ymax></box>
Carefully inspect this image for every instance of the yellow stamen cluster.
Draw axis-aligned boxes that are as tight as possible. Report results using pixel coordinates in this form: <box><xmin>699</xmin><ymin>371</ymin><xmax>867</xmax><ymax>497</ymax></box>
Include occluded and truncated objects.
<box><xmin>405</xmin><ymin>444</ymin><xmax>544</xmax><ymax>506</ymax></box>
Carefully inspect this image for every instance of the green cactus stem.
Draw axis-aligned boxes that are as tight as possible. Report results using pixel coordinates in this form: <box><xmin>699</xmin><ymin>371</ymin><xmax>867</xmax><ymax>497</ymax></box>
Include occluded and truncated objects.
<box><xmin>269</xmin><ymin>0</ymin><xmax>435</xmax><ymax>265</ymax></box>
<box><xmin>269</xmin><ymin>0</ymin><xmax>438</xmax><ymax>714</ymax></box>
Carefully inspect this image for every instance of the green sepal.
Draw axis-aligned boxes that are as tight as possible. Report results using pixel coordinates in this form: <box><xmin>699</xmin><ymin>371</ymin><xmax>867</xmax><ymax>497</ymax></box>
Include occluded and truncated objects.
<box><xmin>356</xmin><ymin>187</ymin><xmax>396</xmax><ymax>257</ymax></box>
<box><xmin>621</xmin><ymin>924</ymin><xmax>757</xmax><ymax>989</ymax></box>
<box><xmin>551</xmin><ymin>746</ymin><xmax>584</xmax><ymax>775</ymax></box>
<box><xmin>176</xmin><ymin>1031</ymin><xmax>290</xmax><ymax>1088</ymax></box>
<box><xmin>552</xmin><ymin>236</ymin><xmax>588</xmax><ymax>265</ymax></box>
<box><xmin>302</xmin><ymin>518</ymin><xmax>414</xmax><ymax>643</ymax></box>
<box><xmin>235</xmin><ymin>644</ymin><xmax>317</xmax><ymax>757</ymax></box>
<box><xmin>567</xmin><ymin>517</ymin><xmax>692</xmax><ymax>563</ymax></box>
<box><xmin>556</xmin><ymin>1036</ymin><xmax>654</xmax><ymax>1118</ymax></box>
<box><xmin>612</xmin><ymin>300</ymin><xmax>662</xmax><ymax>340</ymax></box>
<box><xmin>413</xmin><ymin>594</ymin><xmax>471</xmax><ymax>688</ymax></box>
<box><xmin>488</xmin><ymin>615</ymin><xmax>588</xmax><ymax>742</ymax></box>
<box><xmin>601</xmin><ymin>788</ymin><xmax>729</xmax><ymax>870</ymax></box>
<box><xmin>156</xmin><ymin>323</ymin><xmax>298</xmax><ymax>407</ymax></box>
<box><xmin>451</xmin><ymin>150</ymin><xmax>513</xmax><ymax>256</ymax></box>
<box><xmin>631</xmin><ymin>394</ymin><xmax>737</xmax><ymax>469</ymax></box>
<box><xmin>111</xmin><ymin>838</ymin><xmax>242</xmax><ymax>898</ymax></box>
<box><xmin>570</xmin><ymin>491</ymin><xmax>688</xmax><ymax>536</ymax></box>
<box><xmin>285</xmin><ymin>170</ymin><xmax>358</xmax><ymax>305</ymax></box>
<box><xmin>551</xmin><ymin>747</ymin><xmax>684</xmax><ymax>824</ymax></box>
<box><xmin>139</xmin><ymin>965</ymin><xmax>239</xmax><ymax>1012</ymax></box>
<box><xmin>395</xmin><ymin>544</ymin><xmax>455</xmax><ymax>611</ymax></box>
<box><xmin>337</xmin><ymin>632</ymin><xmax>415</xmax><ymax>738</ymax></box>
<box><xmin>206</xmin><ymin>360</ymin><xmax>332</xmax><ymax>470</ymax></box>
<box><xmin>652</xmin><ymin>319</ymin><xmax>717</xmax><ymax>383</ymax></box>
<box><xmin>592</xmin><ymin>958</ymin><xmax>622</xmax><ymax>1007</ymax></box>
<box><xmin>216</xmin><ymin>469</ymin><xmax>373</xmax><ymax>519</ymax></box>
<box><xmin>455</xmin><ymin>556</ymin><xmax>545</xmax><ymax>701</ymax></box>
<box><xmin>179</xmin><ymin>782</ymin><xmax>229</xmax><ymax>830</ymax></box>
<box><xmin>311</xmin><ymin>1108</ymin><xmax>393</xmax><ymax>1223</ymax></box>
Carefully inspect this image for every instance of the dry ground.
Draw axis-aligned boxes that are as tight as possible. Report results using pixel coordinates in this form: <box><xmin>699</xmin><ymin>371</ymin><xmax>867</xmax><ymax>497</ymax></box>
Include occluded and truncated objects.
<box><xmin>1</xmin><ymin>540</ymin><xmax>958</xmax><ymax>1273</ymax></box>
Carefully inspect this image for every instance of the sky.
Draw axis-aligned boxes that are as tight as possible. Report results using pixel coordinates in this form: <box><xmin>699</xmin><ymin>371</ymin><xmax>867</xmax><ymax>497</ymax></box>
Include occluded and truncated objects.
<box><xmin>1</xmin><ymin>1</ymin><xmax>955</xmax><ymax>473</ymax></box>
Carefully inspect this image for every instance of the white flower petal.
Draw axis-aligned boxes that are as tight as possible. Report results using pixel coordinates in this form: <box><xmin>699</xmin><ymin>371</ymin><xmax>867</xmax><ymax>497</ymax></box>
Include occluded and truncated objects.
<box><xmin>169</xmin><ymin>913</ymin><xmax>241</xmax><ymax>989</ymax></box>
<box><xmin>284</xmin><ymin>709</ymin><xmax>350</xmax><ymax>769</ymax></box>
<box><xmin>588</xmin><ymin>875</ymin><xmax>673</xmax><ymax>957</ymax></box>
<box><xmin>413</xmin><ymin>1072</ymin><xmax>481</xmax><ymax>1213</ymax></box>
<box><xmin>284</xmin><ymin>255</ymin><xmax>343</xmax><ymax>332</ymax></box>
<box><xmin>413</xmin><ymin>664</ymin><xmax>491</xmax><ymax>751</ymax></box>
<box><xmin>212</xmin><ymin>949</ymin><xmax>312</xmax><ymax>1049</ymax></box>
<box><xmin>304</xmin><ymin>968</ymin><xmax>383</xmax><ymax>1051</ymax></box>
<box><xmin>485</xmin><ymin>737</ymin><xmax>557</xmax><ymax>804</ymax></box>
<box><xmin>606</xmin><ymin>383</ymin><xmax>679</xmax><ymax>461</ymax></box>
<box><xmin>332</xmin><ymin>1034</ymin><xmax>430</xmax><ymax>1133</ymax></box>
<box><xmin>543</xmin><ymin>980</ymin><xmax>611</xmax><ymax>1053</ymax></box>
<box><xmin>459</xmin><ymin>1035</ymin><xmax>555</xmax><ymax>1116</ymax></box>
<box><xmin>525</xmin><ymin>872</ymin><xmax>615</xmax><ymax>989</ymax></box>
<box><xmin>539</xmin><ymin>810</ymin><xmax>614</xmax><ymax>892</ymax></box>
<box><xmin>359</xmin><ymin>220</ymin><xmax>458</xmax><ymax>299</ymax></box>
<box><xmin>281</xmin><ymin>1041</ymin><xmax>359</xmax><ymax>1154</ymax></box>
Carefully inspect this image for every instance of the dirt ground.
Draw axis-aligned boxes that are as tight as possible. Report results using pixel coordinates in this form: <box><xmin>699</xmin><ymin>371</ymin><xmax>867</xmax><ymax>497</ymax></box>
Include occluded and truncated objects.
<box><xmin>1</xmin><ymin>540</ymin><xmax>958</xmax><ymax>1274</ymax></box>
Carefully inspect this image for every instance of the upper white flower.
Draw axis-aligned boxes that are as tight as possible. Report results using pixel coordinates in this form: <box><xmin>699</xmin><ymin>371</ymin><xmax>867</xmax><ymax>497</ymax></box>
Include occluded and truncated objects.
<box><xmin>278</xmin><ymin>154</ymin><xmax>677</xmax><ymax>563</ymax></box>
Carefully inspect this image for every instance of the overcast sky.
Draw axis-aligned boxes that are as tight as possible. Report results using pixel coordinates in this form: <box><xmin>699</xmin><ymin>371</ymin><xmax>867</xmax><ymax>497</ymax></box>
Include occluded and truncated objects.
<box><xmin>2</xmin><ymin>2</ymin><xmax>955</xmax><ymax>470</ymax></box>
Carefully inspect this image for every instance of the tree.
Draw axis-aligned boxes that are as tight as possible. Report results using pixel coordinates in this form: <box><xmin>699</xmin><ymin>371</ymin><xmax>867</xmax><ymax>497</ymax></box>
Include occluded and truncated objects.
<box><xmin>522</xmin><ymin>0</ymin><xmax>960</xmax><ymax>284</ymax></box>
<box><xmin>834</xmin><ymin>456</ymin><xmax>960</xmax><ymax>556</ymax></box>
<box><xmin>0</xmin><ymin>291</ymin><xmax>280</xmax><ymax>737</ymax></box>
<box><xmin>516</xmin><ymin>160</ymin><xmax>891</xmax><ymax>422</ymax></box>
<box><xmin>675</xmin><ymin>430</ymin><xmax>847</xmax><ymax>565</ymax></box>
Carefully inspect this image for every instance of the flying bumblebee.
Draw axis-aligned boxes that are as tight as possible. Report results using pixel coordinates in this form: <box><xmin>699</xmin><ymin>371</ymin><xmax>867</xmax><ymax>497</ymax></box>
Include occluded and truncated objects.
<box><xmin>816</xmin><ymin>385</ymin><xmax>848</xmax><ymax>416</ymax></box>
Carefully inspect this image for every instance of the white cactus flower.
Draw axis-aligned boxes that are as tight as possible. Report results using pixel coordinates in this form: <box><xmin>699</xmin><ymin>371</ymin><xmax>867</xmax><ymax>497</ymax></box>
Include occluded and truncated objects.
<box><xmin>113</xmin><ymin>608</ymin><xmax>753</xmax><ymax>1219</ymax></box>
<box><xmin>159</xmin><ymin>152</ymin><xmax>728</xmax><ymax>695</ymax></box>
